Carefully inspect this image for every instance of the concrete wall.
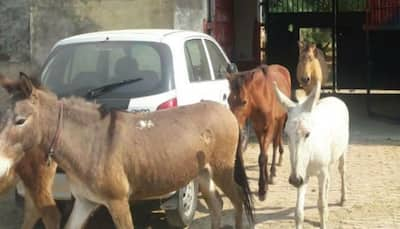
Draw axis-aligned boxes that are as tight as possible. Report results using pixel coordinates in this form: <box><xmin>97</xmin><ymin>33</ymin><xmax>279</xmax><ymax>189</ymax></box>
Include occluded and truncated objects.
<box><xmin>0</xmin><ymin>0</ymin><xmax>208</xmax><ymax>77</ymax></box>
<box><xmin>0</xmin><ymin>0</ymin><xmax>179</xmax><ymax>76</ymax></box>
<box><xmin>0</xmin><ymin>0</ymin><xmax>31</xmax><ymax>77</ymax></box>
<box><xmin>174</xmin><ymin>0</ymin><xmax>207</xmax><ymax>32</ymax></box>
<box><xmin>31</xmin><ymin>0</ymin><xmax>176</xmax><ymax>66</ymax></box>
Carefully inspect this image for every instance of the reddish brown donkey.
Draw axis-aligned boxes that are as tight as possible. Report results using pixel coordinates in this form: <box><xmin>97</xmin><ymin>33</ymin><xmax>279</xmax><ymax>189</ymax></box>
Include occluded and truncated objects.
<box><xmin>227</xmin><ymin>64</ymin><xmax>291</xmax><ymax>201</ymax></box>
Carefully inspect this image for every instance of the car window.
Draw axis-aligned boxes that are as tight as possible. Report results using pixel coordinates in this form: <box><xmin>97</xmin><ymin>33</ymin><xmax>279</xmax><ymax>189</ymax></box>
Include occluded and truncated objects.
<box><xmin>108</xmin><ymin>45</ymin><xmax>162</xmax><ymax>81</ymax></box>
<box><xmin>185</xmin><ymin>39</ymin><xmax>212</xmax><ymax>82</ymax></box>
<box><xmin>41</xmin><ymin>41</ymin><xmax>173</xmax><ymax>98</ymax></box>
<box><xmin>205</xmin><ymin>40</ymin><xmax>228</xmax><ymax>80</ymax></box>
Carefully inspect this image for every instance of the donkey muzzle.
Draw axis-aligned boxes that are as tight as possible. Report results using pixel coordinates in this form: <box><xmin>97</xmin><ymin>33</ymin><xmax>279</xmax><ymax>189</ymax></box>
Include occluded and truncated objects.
<box><xmin>288</xmin><ymin>174</ymin><xmax>304</xmax><ymax>188</ymax></box>
<box><xmin>301</xmin><ymin>76</ymin><xmax>311</xmax><ymax>85</ymax></box>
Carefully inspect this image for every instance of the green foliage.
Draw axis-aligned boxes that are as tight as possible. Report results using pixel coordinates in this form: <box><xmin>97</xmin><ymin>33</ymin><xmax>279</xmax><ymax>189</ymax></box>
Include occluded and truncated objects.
<box><xmin>299</xmin><ymin>28</ymin><xmax>332</xmax><ymax>54</ymax></box>
<box><xmin>300</xmin><ymin>28</ymin><xmax>330</xmax><ymax>44</ymax></box>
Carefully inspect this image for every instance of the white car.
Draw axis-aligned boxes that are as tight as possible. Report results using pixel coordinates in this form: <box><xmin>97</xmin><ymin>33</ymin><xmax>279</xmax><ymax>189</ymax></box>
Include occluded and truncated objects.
<box><xmin>17</xmin><ymin>29</ymin><xmax>233</xmax><ymax>227</ymax></box>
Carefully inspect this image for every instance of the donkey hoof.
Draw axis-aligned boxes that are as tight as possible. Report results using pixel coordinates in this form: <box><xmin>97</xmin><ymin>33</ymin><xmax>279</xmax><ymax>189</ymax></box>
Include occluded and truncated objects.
<box><xmin>268</xmin><ymin>177</ymin><xmax>275</xmax><ymax>185</ymax></box>
<box><xmin>258</xmin><ymin>191</ymin><xmax>267</xmax><ymax>201</ymax></box>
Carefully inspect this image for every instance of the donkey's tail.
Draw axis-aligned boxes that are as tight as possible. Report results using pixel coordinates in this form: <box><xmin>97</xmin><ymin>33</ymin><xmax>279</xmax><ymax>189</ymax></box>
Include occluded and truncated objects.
<box><xmin>234</xmin><ymin>128</ymin><xmax>255</xmax><ymax>225</ymax></box>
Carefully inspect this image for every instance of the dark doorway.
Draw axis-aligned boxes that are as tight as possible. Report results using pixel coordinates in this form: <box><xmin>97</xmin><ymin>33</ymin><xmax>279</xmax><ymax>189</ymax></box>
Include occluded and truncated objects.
<box><xmin>206</xmin><ymin>0</ymin><xmax>261</xmax><ymax>71</ymax></box>
<box><xmin>264</xmin><ymin>0</ymin><xmax>369</xmax><ymax>90</ymax></box>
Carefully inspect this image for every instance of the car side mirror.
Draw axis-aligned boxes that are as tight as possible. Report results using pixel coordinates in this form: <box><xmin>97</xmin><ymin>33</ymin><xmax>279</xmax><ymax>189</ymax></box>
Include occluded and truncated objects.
<box><xmin>226</xmin><ymin>63</ymin><xmax>238</xmax><ymax>73</ymax></box>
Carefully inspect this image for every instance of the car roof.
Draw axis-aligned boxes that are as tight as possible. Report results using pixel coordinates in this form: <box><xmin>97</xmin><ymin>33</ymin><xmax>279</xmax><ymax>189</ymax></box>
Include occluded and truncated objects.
<box><xmin>54</xmin><ymin>29</ymin><xmax>213</xmax><ymax>47</ymax></box>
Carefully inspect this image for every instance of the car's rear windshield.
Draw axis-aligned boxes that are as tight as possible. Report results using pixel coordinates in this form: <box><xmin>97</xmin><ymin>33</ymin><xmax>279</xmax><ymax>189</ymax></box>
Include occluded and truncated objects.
<box><xmin>41</xmin><ymin>41</ymin><xmax>174</xmax><ymax>98</ymax></box>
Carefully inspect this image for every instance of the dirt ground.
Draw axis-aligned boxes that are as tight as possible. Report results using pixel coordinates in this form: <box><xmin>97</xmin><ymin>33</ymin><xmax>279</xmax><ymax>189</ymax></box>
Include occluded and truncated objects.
<box><xmin>190</xmin><ymin>140</ymin><xmax>400</xmax><ymax>229</ymax></box>
<box><xmin>0</xmin><ymin>95</ymin><xmax>399</xmax><ymax>228</ymax></box>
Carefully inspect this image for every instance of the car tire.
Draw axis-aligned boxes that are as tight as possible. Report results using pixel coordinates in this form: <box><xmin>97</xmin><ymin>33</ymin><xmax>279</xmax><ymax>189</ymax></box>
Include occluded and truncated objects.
<box><xmin>165</xmin><ymin>180</ymin><xmax>198</xmax><ymax>228</ymax></box>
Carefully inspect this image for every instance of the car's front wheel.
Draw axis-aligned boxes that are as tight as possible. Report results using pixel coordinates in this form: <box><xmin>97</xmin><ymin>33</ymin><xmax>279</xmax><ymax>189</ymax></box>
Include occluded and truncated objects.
<box><xmin>165</xmin><ymin>180</ymin><xmax>198</xmax><ymax>228</ymax></box>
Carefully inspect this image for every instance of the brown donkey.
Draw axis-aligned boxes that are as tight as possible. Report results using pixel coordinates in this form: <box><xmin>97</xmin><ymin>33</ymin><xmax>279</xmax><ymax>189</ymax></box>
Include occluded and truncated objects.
<box><xmin>0</xmin><ymin>76</ymin><xmax>60</xmax><ymax>228</ymax></box>
<box><xmin>0</xmin><ymin>74</ymin><xmax>254</xmax><ymax>229</ymax></box>
<box><xmin>227</xmin><ymin>64</ymin><xmax>291</xmax><ymax>201</ymax></box>
<box><xmin>297</xmin><ymin>41</ymin><xmax>328</xmax><ymax>95</ymax></box>
<box><xmin>13</xmin><ymin>150</ymin><xmax>60</xmax><ymax>229</ymax></box>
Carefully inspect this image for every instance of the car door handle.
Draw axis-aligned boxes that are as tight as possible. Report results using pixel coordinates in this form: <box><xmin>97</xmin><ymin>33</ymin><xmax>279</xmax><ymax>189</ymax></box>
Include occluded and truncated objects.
<box><xmin>223</xmin><ymin>93</ymin><xmax>227</xmax><ymax>101</ymax></box>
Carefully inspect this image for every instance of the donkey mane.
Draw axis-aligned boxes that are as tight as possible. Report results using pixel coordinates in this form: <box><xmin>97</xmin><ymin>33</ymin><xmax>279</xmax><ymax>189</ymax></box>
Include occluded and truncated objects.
<box><xmin>35</xmin><ymin>86</ymin><xmax>107</xmax><ymax>126</ymax></box>
<box><xmin>61</xmin><ymin>96</ymin><xmax>108</xmax><ymax>125</ymax></box>
<box><xmin>228</xmin><ymin>65</ymin><xmax>268</xmax><ymax>92</ymax></box>
<box><xmin>62</xmin><ymin>96</ymin><xmax>101</xmax><ymax>110</ymax></box>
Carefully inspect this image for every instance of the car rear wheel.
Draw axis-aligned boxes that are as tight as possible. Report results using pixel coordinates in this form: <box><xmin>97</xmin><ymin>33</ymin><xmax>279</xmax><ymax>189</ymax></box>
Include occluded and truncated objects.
<box><xmin>165</xmin><ymin>180</ymin><xmax>198</xmax><ymax>228</ymax></box>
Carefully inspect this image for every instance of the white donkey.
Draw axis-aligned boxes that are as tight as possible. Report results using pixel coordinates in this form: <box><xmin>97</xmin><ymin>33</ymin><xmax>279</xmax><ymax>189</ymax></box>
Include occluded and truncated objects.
<box><xmin>273</xmin><ymin>82</ymin><xmax>349</xmax><ymax>229</ymax></box>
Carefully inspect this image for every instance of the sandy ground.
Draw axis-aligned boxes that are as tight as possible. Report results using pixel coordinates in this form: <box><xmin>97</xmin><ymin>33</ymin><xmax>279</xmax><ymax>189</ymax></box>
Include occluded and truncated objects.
<box><xmin>1</xmin><ymin>139</ymin><xmax>399</xmax><ymax>229</ymax></box>
<box><xmin>0</xmin><ymin>95</ymin><xmax>399</xmax><ymax>228</ymax></box>
<box><xmin>190</xmin><ymin>140</ymin><xmax>400</xmax><ymax>229</ymax></box>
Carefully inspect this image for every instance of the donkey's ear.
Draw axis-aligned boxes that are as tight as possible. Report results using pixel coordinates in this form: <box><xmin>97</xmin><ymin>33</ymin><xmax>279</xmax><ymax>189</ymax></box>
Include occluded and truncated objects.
<box><xmin>298</xmin><ymin>41</ymin><xmax>304</xmax><ymax>49</ymax></box>
<box><xmin>19</xmin><ymin>72</ymin><xmax>34</xmax><ymax>97</ymax></box>
<box><xmin>245</xmin><ymin>71</ymin><xmax>255</xmax><ymax>82</ymax></box>
<box><xmin>225</xmin><ymin>71</ymin><xmax>234</xmax><ymax>81</ymax></box>
<box><xmin>273</xmin><ymin>81</ymin><xmax>296</xmax><ymax>111</ymax></box>
<box><xmin>301</xmin><ymin>81</ymin><xmax>321</xmax><ymax>112</ymax></box>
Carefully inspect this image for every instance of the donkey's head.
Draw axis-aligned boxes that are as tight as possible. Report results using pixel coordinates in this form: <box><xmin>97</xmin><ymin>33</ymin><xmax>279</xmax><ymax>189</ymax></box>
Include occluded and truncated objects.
<box><xmin>226</xmin><ymin>69</ymin><xmax>256</xmax><ymax>128</ymax></box>
<box><xmin>0</xmin><ymin>73</ymin><xmax>44</xmax><ymax>178</ymax></box>
<box><xmin>297</xmin><ymin>41</ymin><xmax>323</xmax><ymax>94</ymax></box>
<box><xmin>273</xmin><ymin>81</ymin><xmax>321</xmax><ymax>188</ymax></box>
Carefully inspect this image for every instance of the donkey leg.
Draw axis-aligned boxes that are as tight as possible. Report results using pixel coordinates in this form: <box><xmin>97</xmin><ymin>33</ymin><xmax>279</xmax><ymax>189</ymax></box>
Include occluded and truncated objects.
<box><xmin>198</xmin><ymin>167</ymin><xmax>222</xmax><ymax>229</ymax></box>
<box><xmin>258</xmin><ymin>150</ymin><xmax>267</xmax><ymax>201</ymax></box>
<box><xmin>107</xmin><ymin>199</ymin><xmax>134</xmax><ymax>229</ymax></box>
<box><xmin>21</xmin><ymin>192</ymin><xmax>40</xmax><ymax>229</ymax></box>
<box><xmin>277</xmin><ymin>118</ymin><xmax>286</xmax><ymax>166</ymax></box>
<box><xmin>338</xmin><ymin>153</ymin><xmax>346</xmax><ymax>205</ymax></box>
<box><xmin>278</xmin><ymin>139</ymin><xmax>284</xmax><ymax>166</ymax></box>
<box><xmin>214</xmin><ymin>176</ymin><xmax>245</xmax><ymax>229</ymax></box>
<box><xmin>269</xmin><ymin>136</ymin><xmax>279</xmax><ymax>184</ymax></box>
<box><xmin>17</xmin><ymin>156</ymin><xmax>60</xmax><ymax>229</ymax></box>
<box><xmin>295</xmin><ymin>182</ymin><xmax>308</xmax><ymax>229</ymax></box>
<box><xmin>22</xmin><ymin>191</ymin><xmax>60</xmax><ymax>229</ymax></box>
<box><xmin>258</xmin><ymin>133</ymin><xmax>273</xmax><ymax>201</ymax></box>
<box><xmin>31</xmin><ymin>173</ymin><xmax>61</xmax><ymax>229</ymax></box>
<box><xmin>318</xmin><ymin>171</ymin><xmax>329</xmax><ymax>229</ymax></box>
<box><xmin>64</xmin><ymin>196</ymin><xmax>99</xmax><ymax>229</ymax></box>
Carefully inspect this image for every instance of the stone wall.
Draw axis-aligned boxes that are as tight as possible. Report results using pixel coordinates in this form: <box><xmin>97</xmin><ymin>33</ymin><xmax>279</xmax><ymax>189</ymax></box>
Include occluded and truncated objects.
<box><xmin>30</xmin><ymin>0</ymin><xmax>176</xmax><ymax>66</ymax></box>
<box><xmin>0</xmin><ymin>0</ymin><xmax>183</xmax><ymax>77</ymax></box>
<box><xmin>0</xmin><ymin>0</ymin><xmax>31</xmax><ymax>78</ymax></box>
<box><xmin>0</xmin><ymin>0</ymin><xmax>30</xmax><ymax>63</ymax></box>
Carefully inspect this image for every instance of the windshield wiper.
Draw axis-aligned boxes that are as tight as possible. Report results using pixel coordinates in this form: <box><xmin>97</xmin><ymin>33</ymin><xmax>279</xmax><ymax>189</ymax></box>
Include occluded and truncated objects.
<box><xmin>85</xmin><ymin>78</ymin><xmax>142</xmax><ymax>99</ymax></box>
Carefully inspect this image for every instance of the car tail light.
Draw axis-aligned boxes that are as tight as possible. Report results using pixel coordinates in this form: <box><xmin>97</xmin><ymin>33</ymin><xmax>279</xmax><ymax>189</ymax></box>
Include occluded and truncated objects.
<box><xmin>157</xmin><ymin>97</ymin><xmax>177</xmax><ymax>110</ymax></box>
